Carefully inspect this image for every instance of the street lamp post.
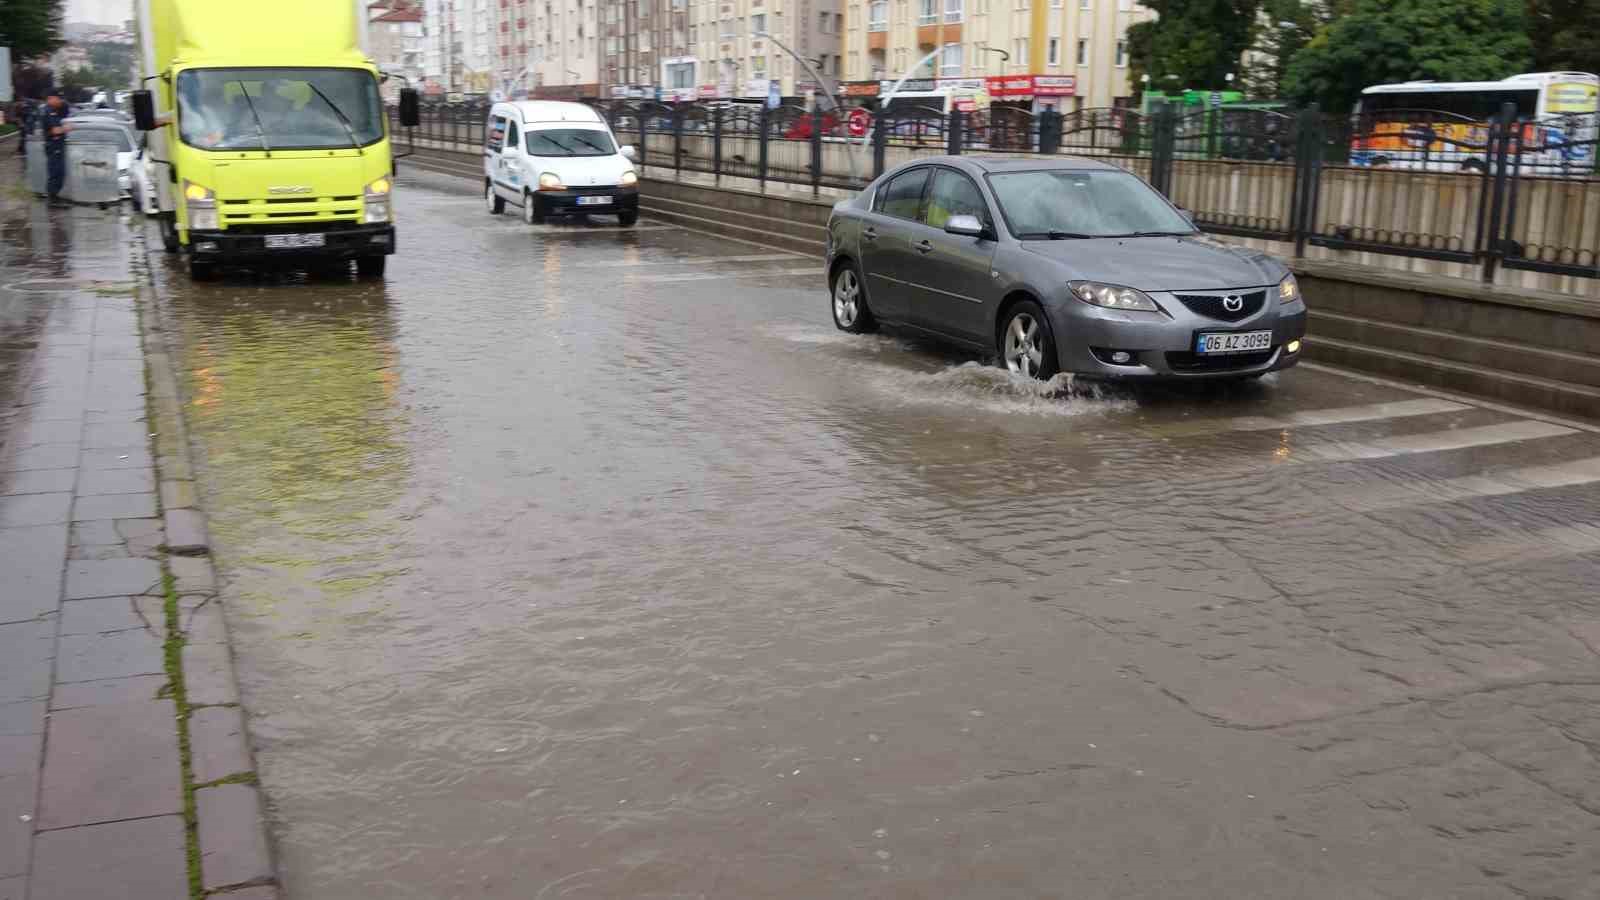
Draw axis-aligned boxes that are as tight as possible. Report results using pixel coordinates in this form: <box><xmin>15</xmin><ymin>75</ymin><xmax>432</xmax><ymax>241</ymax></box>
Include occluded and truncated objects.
<box><xmin>754</xmin><ymin>30</ymin><xmax>858</xmax><ymax>180</ymax></box>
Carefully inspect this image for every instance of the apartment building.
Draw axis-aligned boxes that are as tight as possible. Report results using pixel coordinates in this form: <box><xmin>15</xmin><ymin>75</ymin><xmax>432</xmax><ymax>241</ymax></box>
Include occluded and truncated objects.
<box><xmin>503</xmin><ymin>0</ymin><xmax>601</xmax><ymax>98</ymax></box>
<box><xmin>423</xmin><ymin>0</ymin><xmax>496</xmax><ymax>93</ymax></box>
<box><xmin>369</xmin><ymin>1</ymin><xmax>426</xmax><ymax>100</ymax></box>
<box><xmin>840</xmin><ymin>0</ymin><xmax>1151</xmax><ymax>110</ymax></box>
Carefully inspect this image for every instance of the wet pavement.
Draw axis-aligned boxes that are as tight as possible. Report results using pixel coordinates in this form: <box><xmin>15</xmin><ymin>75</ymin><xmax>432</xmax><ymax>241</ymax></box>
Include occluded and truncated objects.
<box><xmin>119</xmin><ymin>168</ymin><xmax>1600</xmax><ymax>898</ymax></box>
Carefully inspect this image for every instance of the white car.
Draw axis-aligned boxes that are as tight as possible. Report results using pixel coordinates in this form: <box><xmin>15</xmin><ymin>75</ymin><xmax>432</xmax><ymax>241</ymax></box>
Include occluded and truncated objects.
<box><xmin>127</xmin><ymin>137</ymin><xmax>159</xmax><ymax>215</ymax></box>
<box><xmin>482</xmin><ymin>100</ymin><xmax>640</xmax><ymax>226</ymax></box>
<box><xmin>66</xmin><ymin>120</ymin><xmax>137</xmax><ymax>200</ymax></box>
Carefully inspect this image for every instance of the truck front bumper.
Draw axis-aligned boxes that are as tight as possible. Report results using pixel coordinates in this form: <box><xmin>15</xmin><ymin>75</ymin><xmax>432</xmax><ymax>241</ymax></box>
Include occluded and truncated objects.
<box><xmin>187</xmin><ymin>225</ymin><xmax>396</xmax><ymax>259</ymax></box>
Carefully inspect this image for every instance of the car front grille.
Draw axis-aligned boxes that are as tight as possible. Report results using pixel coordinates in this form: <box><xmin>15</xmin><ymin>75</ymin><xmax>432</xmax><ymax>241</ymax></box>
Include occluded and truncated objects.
<box><xmin>1174</xmin><ymin>290</ymin><xmax>1268</xmax><ymax>322</ymax></box>
<box><xmin>1166</xmin><ymin>348</ymin><xmax>1276</xmax><ymax>372</ymax></box>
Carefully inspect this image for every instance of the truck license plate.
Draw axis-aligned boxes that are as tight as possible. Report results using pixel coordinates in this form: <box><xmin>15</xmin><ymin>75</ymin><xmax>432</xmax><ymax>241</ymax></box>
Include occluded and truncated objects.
<box><xmin>264</xmin><ymin>233</ymin><xmax>326</xmax><ymax>249</ymax></box>
<box><xmin>1196</xmin><ymin>331</ymin><xmax>1273</xmax><ymax>354</ymax></box>
<box><xmin>576</xmin><ymin>195</ymin><xmax>613</xmax><ymax>206</ymax></box>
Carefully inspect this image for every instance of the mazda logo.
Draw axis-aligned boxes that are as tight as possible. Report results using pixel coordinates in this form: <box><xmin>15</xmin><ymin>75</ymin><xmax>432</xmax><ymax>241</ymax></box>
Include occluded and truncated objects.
<box><xmin>1222</xmin><ymin>295</ymin><xmax>1244</xmax><ymax>312</ymax></box>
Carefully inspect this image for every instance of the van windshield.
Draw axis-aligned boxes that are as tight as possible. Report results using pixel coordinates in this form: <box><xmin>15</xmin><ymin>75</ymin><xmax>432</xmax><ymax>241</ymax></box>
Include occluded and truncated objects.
<box><xmin>526</xmin><ymin>128</ymin><xmax>616</xmax><ymax>157</ymax></box>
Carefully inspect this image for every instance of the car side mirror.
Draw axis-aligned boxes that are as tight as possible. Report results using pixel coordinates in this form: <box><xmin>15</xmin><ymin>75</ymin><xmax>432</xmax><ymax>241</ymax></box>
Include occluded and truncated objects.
<box><xmin>399</xmin><ymin>88</ymin><xmax>420</xmax><ymax>127</ymax></box>
<box><xmin>620</xmin><ymin>144</ymin><xmax>638</xmax><ymax>162</ymax></box>
<box><xmin>132</xmin><ymin>90</ymin><xmax>157</xmax><ymax>131</ymax></box>
<box><xmin>944</xmin><ymin>214</ymin><xmax>985</xmax><ymax>238</ymax></box>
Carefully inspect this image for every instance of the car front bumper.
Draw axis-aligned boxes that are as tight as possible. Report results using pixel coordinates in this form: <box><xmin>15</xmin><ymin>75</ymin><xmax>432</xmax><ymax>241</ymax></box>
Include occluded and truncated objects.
<box><xmin>533</xmin><ymin>186</ymin><xmax>640</xmax><ymax>216</ymax></box>
<box><xmin>1049</xmin><ymin>293</ymin><xmax>1308</xmax><ymax>379</ymax></box>
<box><xmin>187</xmin><ymin>225</ymin><xmax>396</xmax><ymax>259</ymax></box>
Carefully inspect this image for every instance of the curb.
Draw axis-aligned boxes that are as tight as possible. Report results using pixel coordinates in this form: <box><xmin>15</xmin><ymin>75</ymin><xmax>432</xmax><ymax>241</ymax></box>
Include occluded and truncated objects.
<box><xmin>136</xmin><ymin>253</ymin><xmax>281</xmax><ymax>898</ymax></box>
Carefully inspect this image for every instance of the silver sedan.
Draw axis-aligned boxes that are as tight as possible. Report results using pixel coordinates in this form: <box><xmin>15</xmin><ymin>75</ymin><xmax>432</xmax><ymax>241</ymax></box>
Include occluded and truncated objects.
<box><xmin>825</xmin><ymin>156</ymin><xmax>1308</xmax><ymax>379</ymax></box>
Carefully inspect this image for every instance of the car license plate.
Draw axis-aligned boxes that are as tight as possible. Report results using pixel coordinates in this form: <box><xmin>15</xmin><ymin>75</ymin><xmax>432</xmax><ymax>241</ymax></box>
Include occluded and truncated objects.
<box><xmin>264</xmin><ymin>233</ymin><xmax>326</xmax><ymax>249</ymax></box>
<box><xmin>576</xmin><ymin>195</ymin><xmax>613</xmax><ymax>206</ymax></box>
<box><xmin>1196</xmin><ymin>331</ymin><xmax>1273</xmax><ymax>354</ymax></box>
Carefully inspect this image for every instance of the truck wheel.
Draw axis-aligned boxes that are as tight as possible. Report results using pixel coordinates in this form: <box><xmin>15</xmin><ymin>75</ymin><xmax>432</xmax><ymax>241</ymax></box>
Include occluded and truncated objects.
<box><xmin>485</xmin><ymin>180</ymin><xmax>504</xmax><ymax>215</ymax></box>
<box><xmin>618</xmin><ymin>210</ymin><xmax>638</xmax><ymax>227</ymax></box>
<box><xmin>188</xmin><ymin>258</ymin><xmax>218</xmax><ymax>281</ymax></box>
<box><xmin>356</xmin><ymin>255</ymin><xmax>387</xmax><ymax>278</ymax></box>
<box><xmin>159</xmin><ymin>215</ymin><xmax>179</xmax><ymax>253</ymax></box>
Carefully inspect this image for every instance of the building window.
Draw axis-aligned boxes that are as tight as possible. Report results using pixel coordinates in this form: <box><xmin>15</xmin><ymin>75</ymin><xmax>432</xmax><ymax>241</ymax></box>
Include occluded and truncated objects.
<box><xmin>868</xmin><ymin>0</ymin><xmax>888</xmax><ymax>29</ymax></box>
<box><xmin>666</xmin><ymin>61</ymin><xmax>694</xmax><ymax>88</ymax></box>
<box><xmin>1115</xmin><ymin>39</ymin><xmax>1126</xmax><ymax>67</ymax></box>
<box><xmin>944</xmin><ymin>0</ymin><xmax>962</xmax><ymax>22</ymax></box>
<box><xmin>940</xmin><ymin>41</ymin><xmax>961</xmax><ymax>75</ymax></box>
<box><xmin>819</xmin><ymin>11</ymin><xmax>829</xmax><ymax>31</ymax></box>
<box><xmin>1076</xmin><ymin>38</ymin><xmax>1087</xmax><ymax>65</ymax></box>
<box><xmin>751</xmin><ymin>54</ymin><xmax>766</xmax><ymax>77</ymax></box>
<box><xmin>919</xmin><ymin>0</ymin><xmax>936</xmax><ymax>24</ymax></box>
<box><xmin>1079</xmin><ymin>0</ymin><xmax>1089</xmax><ymax>8</ymax></box>
<box><xmin>836</xmin><ymin>13</ymin><xmax>845</xmax><ymax>32</ymax></box>
<box><xmin>1047</xmin><ymin>38</ymin><xmax>1059</xmax><ymax>65</ymax></box>
<box><xmin>751</xmin><ymin>12</ymin><xmax>765</xmax><ymax>32</ymax></box>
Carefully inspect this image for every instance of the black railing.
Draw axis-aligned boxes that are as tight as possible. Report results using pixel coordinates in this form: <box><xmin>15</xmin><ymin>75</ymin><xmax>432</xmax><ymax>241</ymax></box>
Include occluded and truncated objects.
<box><xmin>403</xmin><ymin>99</ymin><xmax>1600</xmax><ymax>282</ymax></box>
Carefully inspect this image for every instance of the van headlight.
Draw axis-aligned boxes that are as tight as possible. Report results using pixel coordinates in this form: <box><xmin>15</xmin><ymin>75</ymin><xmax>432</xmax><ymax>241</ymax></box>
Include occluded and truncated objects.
<box><xmin>183</xmin><ymin>179</ymin><xmax>218</xmax><ymax>230</ymax></box>
<box><xmin>364</xmin><ymin>177</ymin><xmax>391</xmax><ymax>224</ymax></box>
<box><xmin>538</xmin><ymin>172</ymin><xmax>565</xmax><ymax>191</ymax></box>
<box><xmin>1279</xmin><ymin>273</ymin><xmax>1300</xmax><ymax>304</ymax></box>
<box><xmin>620</xmin><ymin>169</ymin><xmax>638</xmax><ymax>187</ymax></box>
<box><xmin>1068</xmin><ymin>281</ymin><xmax>1160</xmax><ymax>312</ymax></box>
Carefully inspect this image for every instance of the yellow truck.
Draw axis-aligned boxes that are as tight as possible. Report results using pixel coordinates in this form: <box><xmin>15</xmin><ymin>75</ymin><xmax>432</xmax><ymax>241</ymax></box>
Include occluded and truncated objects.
<box><xmin>132</xmin><ymin>0</ymin><xmax>419</xmax><ymax>279</ymax></box>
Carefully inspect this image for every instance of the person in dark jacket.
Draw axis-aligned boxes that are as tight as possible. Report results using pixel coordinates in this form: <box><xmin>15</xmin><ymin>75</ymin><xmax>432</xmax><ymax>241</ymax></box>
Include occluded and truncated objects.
<box><xmin>39</xmin><ymin>92</ymin><xmax>75</xmax><ymax>207</ymax></box>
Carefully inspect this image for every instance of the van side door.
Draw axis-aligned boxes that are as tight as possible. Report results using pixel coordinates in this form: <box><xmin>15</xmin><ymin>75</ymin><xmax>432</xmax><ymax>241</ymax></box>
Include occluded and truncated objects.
<box><xmin>499</xmin><ymin>119</ymin><xmax>523</xmax><ymax>200</ymax></box>
<box><xmin>485</xmin><ymin>113</ymin><xmax>507</xmax><ymax>189</ymax></box>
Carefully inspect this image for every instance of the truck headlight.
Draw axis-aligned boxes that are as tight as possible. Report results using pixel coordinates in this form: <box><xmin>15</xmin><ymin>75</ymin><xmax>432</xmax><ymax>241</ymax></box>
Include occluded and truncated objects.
<box><xmin>1068</xmin><ymin>281</ymin><xmax>1161</xmax><ymax>312</ymax></box>
<box><xmin>538</xmin><ymin>172</ymin><xmax>565</xmax><ymax>191</ymax></box>
<box><xmin>1279</xmin><ymin>273</ymin><xmax>1300</xmax><ymax>304</ymax></box>
<box><xmin>183</xmin><ymin>180</ymin><xmax>218</xmax><ymax>230</ymax></box>
<box><xmin>619</xmin><ymin>169</ymin><xmax>638</xmax><ymax>187</ymax></box>
<box><xmin>364</xmin><ymin>178</ymin><xmax>391</xmax><ymax>224</ymax></box>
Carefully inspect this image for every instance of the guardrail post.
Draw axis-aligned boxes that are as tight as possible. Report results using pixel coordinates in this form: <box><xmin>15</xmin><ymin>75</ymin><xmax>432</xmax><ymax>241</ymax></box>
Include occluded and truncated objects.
<box><xmin>713</xmin><ymin>106</ymin><xmax>724</xmax><ymax>185</ymax></box>
<box><xmin>1482</xmin><ymin>101</ymin><xmax>1517</xmax><ymax>284</ymax></box>
<box><xmin>758</xmin><ymin>105</ymin><xmax>770</xmax><ymax>192</ymax></box>
<box><xmin>811</xmin><ymin>108</ymin><xmax>824</xmax><ymax>196</ymax></box>
<box><xmin>947</xmin><ymin>109</ymin><xmax>963</xmax><ymax>156</ymax></box>
<box><xmin>673</xmin><ymin>104</ymin><xmax>684</xmax><ymax>181</ymax></box>
<box><xmin>1290</xmin><ymin>103</ymin><xmax>1322</xmax><ymax>258</ymax></box>
<box><xmin>1039</xmin><ymin>109</ymin><xmax>1061</xmax><ymax>154</ymax></box>
<box><xmin>872</xmin><ymin>117</ymin><xmax>887</xmax><ymax>179</ymax></box>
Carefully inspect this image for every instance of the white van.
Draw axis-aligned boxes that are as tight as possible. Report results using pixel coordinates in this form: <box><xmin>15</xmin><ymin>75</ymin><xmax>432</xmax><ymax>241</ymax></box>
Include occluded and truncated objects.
<box><xmin>483</xmin><ymin>101</ymin><xmax>640</xmax><ymax>226</ymax></box>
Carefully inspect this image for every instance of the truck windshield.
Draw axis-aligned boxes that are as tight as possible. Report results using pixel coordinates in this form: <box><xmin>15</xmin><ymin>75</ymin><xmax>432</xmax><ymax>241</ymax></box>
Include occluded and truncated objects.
<box><xmin>177</xmin><ymin>67</ymin><xmax>383</xmax><ymax>151</ymax></box>
<box><xmin>526</xmin><ymin>128</ymin><xmax>616</xmax><ymax>157</ymax></box>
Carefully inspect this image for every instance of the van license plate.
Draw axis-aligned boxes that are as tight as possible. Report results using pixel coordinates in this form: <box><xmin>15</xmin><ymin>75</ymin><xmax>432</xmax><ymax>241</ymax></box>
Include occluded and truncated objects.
<box><xmin>264</xmin><ymin>233</ymin><xmax>326</xmax><ymax>249</ymax></box>
<box><xmin>576</xmin><ymin>195</ymin><xmax>613</xmax><ymax>206</ymax></box>
<box><xmin>1196</xmin><ymin>331</ymin><xmax>1273</xmax><ymax>354</ymax></box>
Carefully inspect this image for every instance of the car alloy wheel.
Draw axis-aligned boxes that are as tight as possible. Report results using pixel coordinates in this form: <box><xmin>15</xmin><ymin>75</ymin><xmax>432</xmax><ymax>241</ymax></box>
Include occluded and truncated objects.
<box><xmin>833</xmin><ymin>268</ymin><xmax>860</xmax><ymax>327</ymax></box>
<box><xmin>1001</xmin><ymin>303</ymin><xmax>1057</xmax><ymax>380</ymax></box>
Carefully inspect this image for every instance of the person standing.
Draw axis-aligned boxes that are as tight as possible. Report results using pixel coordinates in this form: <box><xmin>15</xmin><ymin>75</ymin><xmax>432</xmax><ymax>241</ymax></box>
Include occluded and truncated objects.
<box><xmin>40</xmin><ymin>91</ymin><xmax>75</xmax><ymax>207</ymax></box>
<box><xmin>12</xmin><ymin>99</ymin><xmax>33</xmax><ymax>154</ymax></box>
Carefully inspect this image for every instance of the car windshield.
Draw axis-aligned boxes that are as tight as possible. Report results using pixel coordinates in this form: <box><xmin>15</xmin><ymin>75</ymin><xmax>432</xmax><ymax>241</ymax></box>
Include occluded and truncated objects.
<box><xmin>526</xmin><ymin>128</ymin><xmax>616</xmax><ymax>157</ymax></box>
<box><xmin>987</xmin><ymin>170</ymin><xmax>1197</xmax><ymax>239</ymax></box>
<box><xmin>176</xmin><ymin>67</ymin><xmax>384</xmax><ymax>151</ymax></box>
<box><xmin>68</xmin><ymin>128</ymin><xmax>133</xmax><ymax>152</ymax></box>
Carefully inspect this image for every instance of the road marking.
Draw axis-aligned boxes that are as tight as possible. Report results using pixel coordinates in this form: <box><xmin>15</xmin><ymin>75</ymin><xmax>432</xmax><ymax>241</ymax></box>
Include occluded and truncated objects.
<box><xmin>1148</xmin><ymin>398</ymin><xmax>1469</xmax><ymax>438</ymax></box>
<box><xmin>1297</xmin><ymin>419</ymin><xmax>1577</xmax><ymax>464</ymax></box>
<box><xmin>634</xmin><ymin>268</ymin><xmax>825</xmax><ymax>283</ymax></box>
<box><xmin>570</xmin><ymin>253</ymin><xmax>800</xmax><ymax>269</ymax></box>
<box><xmin>1333</xmin><ymin>455</ymin><xmax>1600</xmax><ymax>513</ymax></box>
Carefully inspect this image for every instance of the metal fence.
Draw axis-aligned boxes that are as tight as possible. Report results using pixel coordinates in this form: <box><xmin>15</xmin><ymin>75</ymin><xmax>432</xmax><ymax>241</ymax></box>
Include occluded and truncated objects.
<box><xmin>405</xmin><ymin>100</ymin><xmax>1600</xmax><ymax>282</ymax></box>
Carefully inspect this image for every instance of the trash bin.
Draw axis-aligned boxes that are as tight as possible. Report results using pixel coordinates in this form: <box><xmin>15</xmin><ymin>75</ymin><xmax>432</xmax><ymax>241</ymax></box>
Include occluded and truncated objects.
<box><xmin>65</xmin><ymin>143</ymin><xmax>121</xmax><ymax>204</ymax></box>
<box><xmin>24</xmin><ymin>136</ymin><xmax>48</xmax><ymax>195</ymax></box>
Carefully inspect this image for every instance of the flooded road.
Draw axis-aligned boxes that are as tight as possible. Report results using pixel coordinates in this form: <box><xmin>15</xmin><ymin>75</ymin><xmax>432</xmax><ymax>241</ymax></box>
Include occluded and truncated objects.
<box><xmin>145</xmin><ymin>169</ymin><xmax>1600</xmax><ymax>899</ymax></box>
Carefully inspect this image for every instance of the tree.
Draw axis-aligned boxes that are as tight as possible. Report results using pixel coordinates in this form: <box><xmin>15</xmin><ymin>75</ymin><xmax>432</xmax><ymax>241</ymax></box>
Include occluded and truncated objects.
<box><xmin>1282</xmin><ymin>0</ymin><xmax>1533</xmax><ymax>111</ymax></box>
<box><xmin>1526</xmin><ymin>0</ymin><xmax>1600</xmax><ymax>72</ymax></box>
<box><xmin>1238</xmin><ymin>0</ymin><xmax>1339</xmax><ymax>99</ymax></box>
<box><xmin>0</xmin><ymin>0</ymin><xmax>65</xmax><ymax>60</ymax></box>
<box><xmin>1127</xmin><ymin>0</ymin><xmax>1262</xmax><ymax>100</ymax></box>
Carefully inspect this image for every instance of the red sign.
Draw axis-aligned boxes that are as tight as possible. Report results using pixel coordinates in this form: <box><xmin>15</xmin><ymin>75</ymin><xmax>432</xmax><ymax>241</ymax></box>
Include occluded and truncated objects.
<box><xmin>841</xmin><ymin>81</ymin><xmax>882</xmax><ymax>97</ymax></box>
<box><xmin>699</xmin><ymin>83</ymin><xmax>719</xmax><ymax>99</ymax></box>
<box><xmin>1032</xmin><ymin>75</ymin><xmax>1076</xmax><ymax>97</ymax></box>
<box><xmin>847</xmin><ymin>107</ymin><xmax>872</xmax><ymax>138</ymax></box>
<box><xmin>984</xmin><ymin>76</ymin><xmax>1036</xmax><ymax>98</ymax></box>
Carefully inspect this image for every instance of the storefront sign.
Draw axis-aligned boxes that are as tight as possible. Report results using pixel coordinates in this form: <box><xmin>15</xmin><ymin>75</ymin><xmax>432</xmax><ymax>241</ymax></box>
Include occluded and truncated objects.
<box><xmin>698</xmin><ymin>83</ymin><xmax>719</xmax><ymax>99</ymax></box>
<box><xmin>984</xmin><ymin>75</ymin><xmax>1036</xmax><ymax>98</ymax></box>
<box><xmin>883</xmin><ymin>77</ymin><xmax>937</xmax><ymax>94</ymax></box>
<box><xmin>742</xmin><ymin>78</ymin><xmax>772</xmax><ymax>99</ymax></box>
<box><xmin>1032</xmin><ymin>75</ymin><xmax>1076</xmax><ymax>97</ymax></box>
<box><xmin>841</xmin><ymin>81</ymin><xmax>881</xmax><ymax>97</ymax></box>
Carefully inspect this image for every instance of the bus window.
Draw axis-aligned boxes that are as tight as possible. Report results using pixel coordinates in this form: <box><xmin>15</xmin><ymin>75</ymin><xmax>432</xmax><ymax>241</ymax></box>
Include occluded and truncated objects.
<box><xmin>1361</xmin><ymin>89</ymin><xmax>1539</xmax><ymax>120</ymax></box>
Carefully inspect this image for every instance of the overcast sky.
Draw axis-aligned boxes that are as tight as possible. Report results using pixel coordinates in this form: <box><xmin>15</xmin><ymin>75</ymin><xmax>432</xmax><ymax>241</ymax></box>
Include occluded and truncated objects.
<box><xmin>65</xmin><ymin>0</ymin><xmax>134</xmax><ymax>27</ymax></box>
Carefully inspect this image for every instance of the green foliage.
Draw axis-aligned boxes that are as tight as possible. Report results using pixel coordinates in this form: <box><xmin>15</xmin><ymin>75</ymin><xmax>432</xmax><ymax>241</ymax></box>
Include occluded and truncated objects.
<box><xmin>1239</xmin><ymin>0</ymin><xmax>1337</xmax><ymax>99</ymax></box>
<box><xmin>1282</xmin><ymin>0</ymin><xmax>1533</xmax><ymax>111</ymax></box>
<box><xmin>0</xmin><ymin>0</ymin><xmax>64</xmax><ymax>60</ymax></box>
<box><xmin>1526</xmin><ymin>0</ymin><xmax>1600</xmax><ymax>72</ymax></box>
<box><xmin>1128</xmin><ymin>0</ymin><xmax>1262</xmax><ymax>98</ymax></box>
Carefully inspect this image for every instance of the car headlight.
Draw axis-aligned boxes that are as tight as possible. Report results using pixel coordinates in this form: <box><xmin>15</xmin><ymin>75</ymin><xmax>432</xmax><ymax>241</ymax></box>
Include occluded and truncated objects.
<box><xmin>183</xmin><ymin>179</ymin><xmax>218</xmax><ymax>230</ymax></box>
<box><xmin>1068</xmin><ymin>281</ymin><xmax>1161</xmax><ymax>312</ymax></box>
<box><xmin>364</xmin><ymin>177</ymin><xmax>391</xmax><ymax>224</ymax></box>
<box><xmin>1278</xmin><ymin>273</ymin><xmax>1300</xmax><ymax>304</ymax></box>
<box><xmin>619</xmin><ymin>169</ymin><xmax>638</xmax><ymax>187</ymax></box>
<box><xmin>538</xmin><ymin>172</ymin><xmax>564</xmax><ymax>191</ymax></box>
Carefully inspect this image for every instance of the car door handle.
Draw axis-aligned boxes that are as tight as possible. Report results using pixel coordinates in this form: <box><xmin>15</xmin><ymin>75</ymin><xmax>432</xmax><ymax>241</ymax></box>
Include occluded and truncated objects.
<box><xmin>914</xmin><ymin>239</ymin><xmax>934</xmax><ymax>254</ymax></box>
<box><xmin>862</xmin><ymin>227</ymin><xmax>878</xmax><ymax>242</ymax></box>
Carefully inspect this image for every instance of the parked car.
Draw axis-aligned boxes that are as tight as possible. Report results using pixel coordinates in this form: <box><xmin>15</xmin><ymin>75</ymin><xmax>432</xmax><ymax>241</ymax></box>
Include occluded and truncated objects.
<box><xmin>825</xmin><ymin>156</ymin><xmax>1307</xmax><ymax>380</ymax></box>
<box><xmin>65</xmin><ymin>120</ymin><xmax>137</xmax><ymax>200</ymax></box>
<box><xmin>127</xmin><ymin>135</ymin><xmax>158</xmax><ymax>215</ymax></box>
<box><xmin>482</xmin><ymin>100</ymin><xmax>640</xmax><ymax>226</ymax></box>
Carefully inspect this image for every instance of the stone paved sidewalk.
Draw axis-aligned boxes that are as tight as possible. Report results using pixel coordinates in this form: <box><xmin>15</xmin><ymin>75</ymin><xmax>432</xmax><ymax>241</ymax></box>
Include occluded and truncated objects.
<box><xmin>2</xmin><ymin>157</ymin><xmax>275</xmax><ymax>899</ymax></box>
